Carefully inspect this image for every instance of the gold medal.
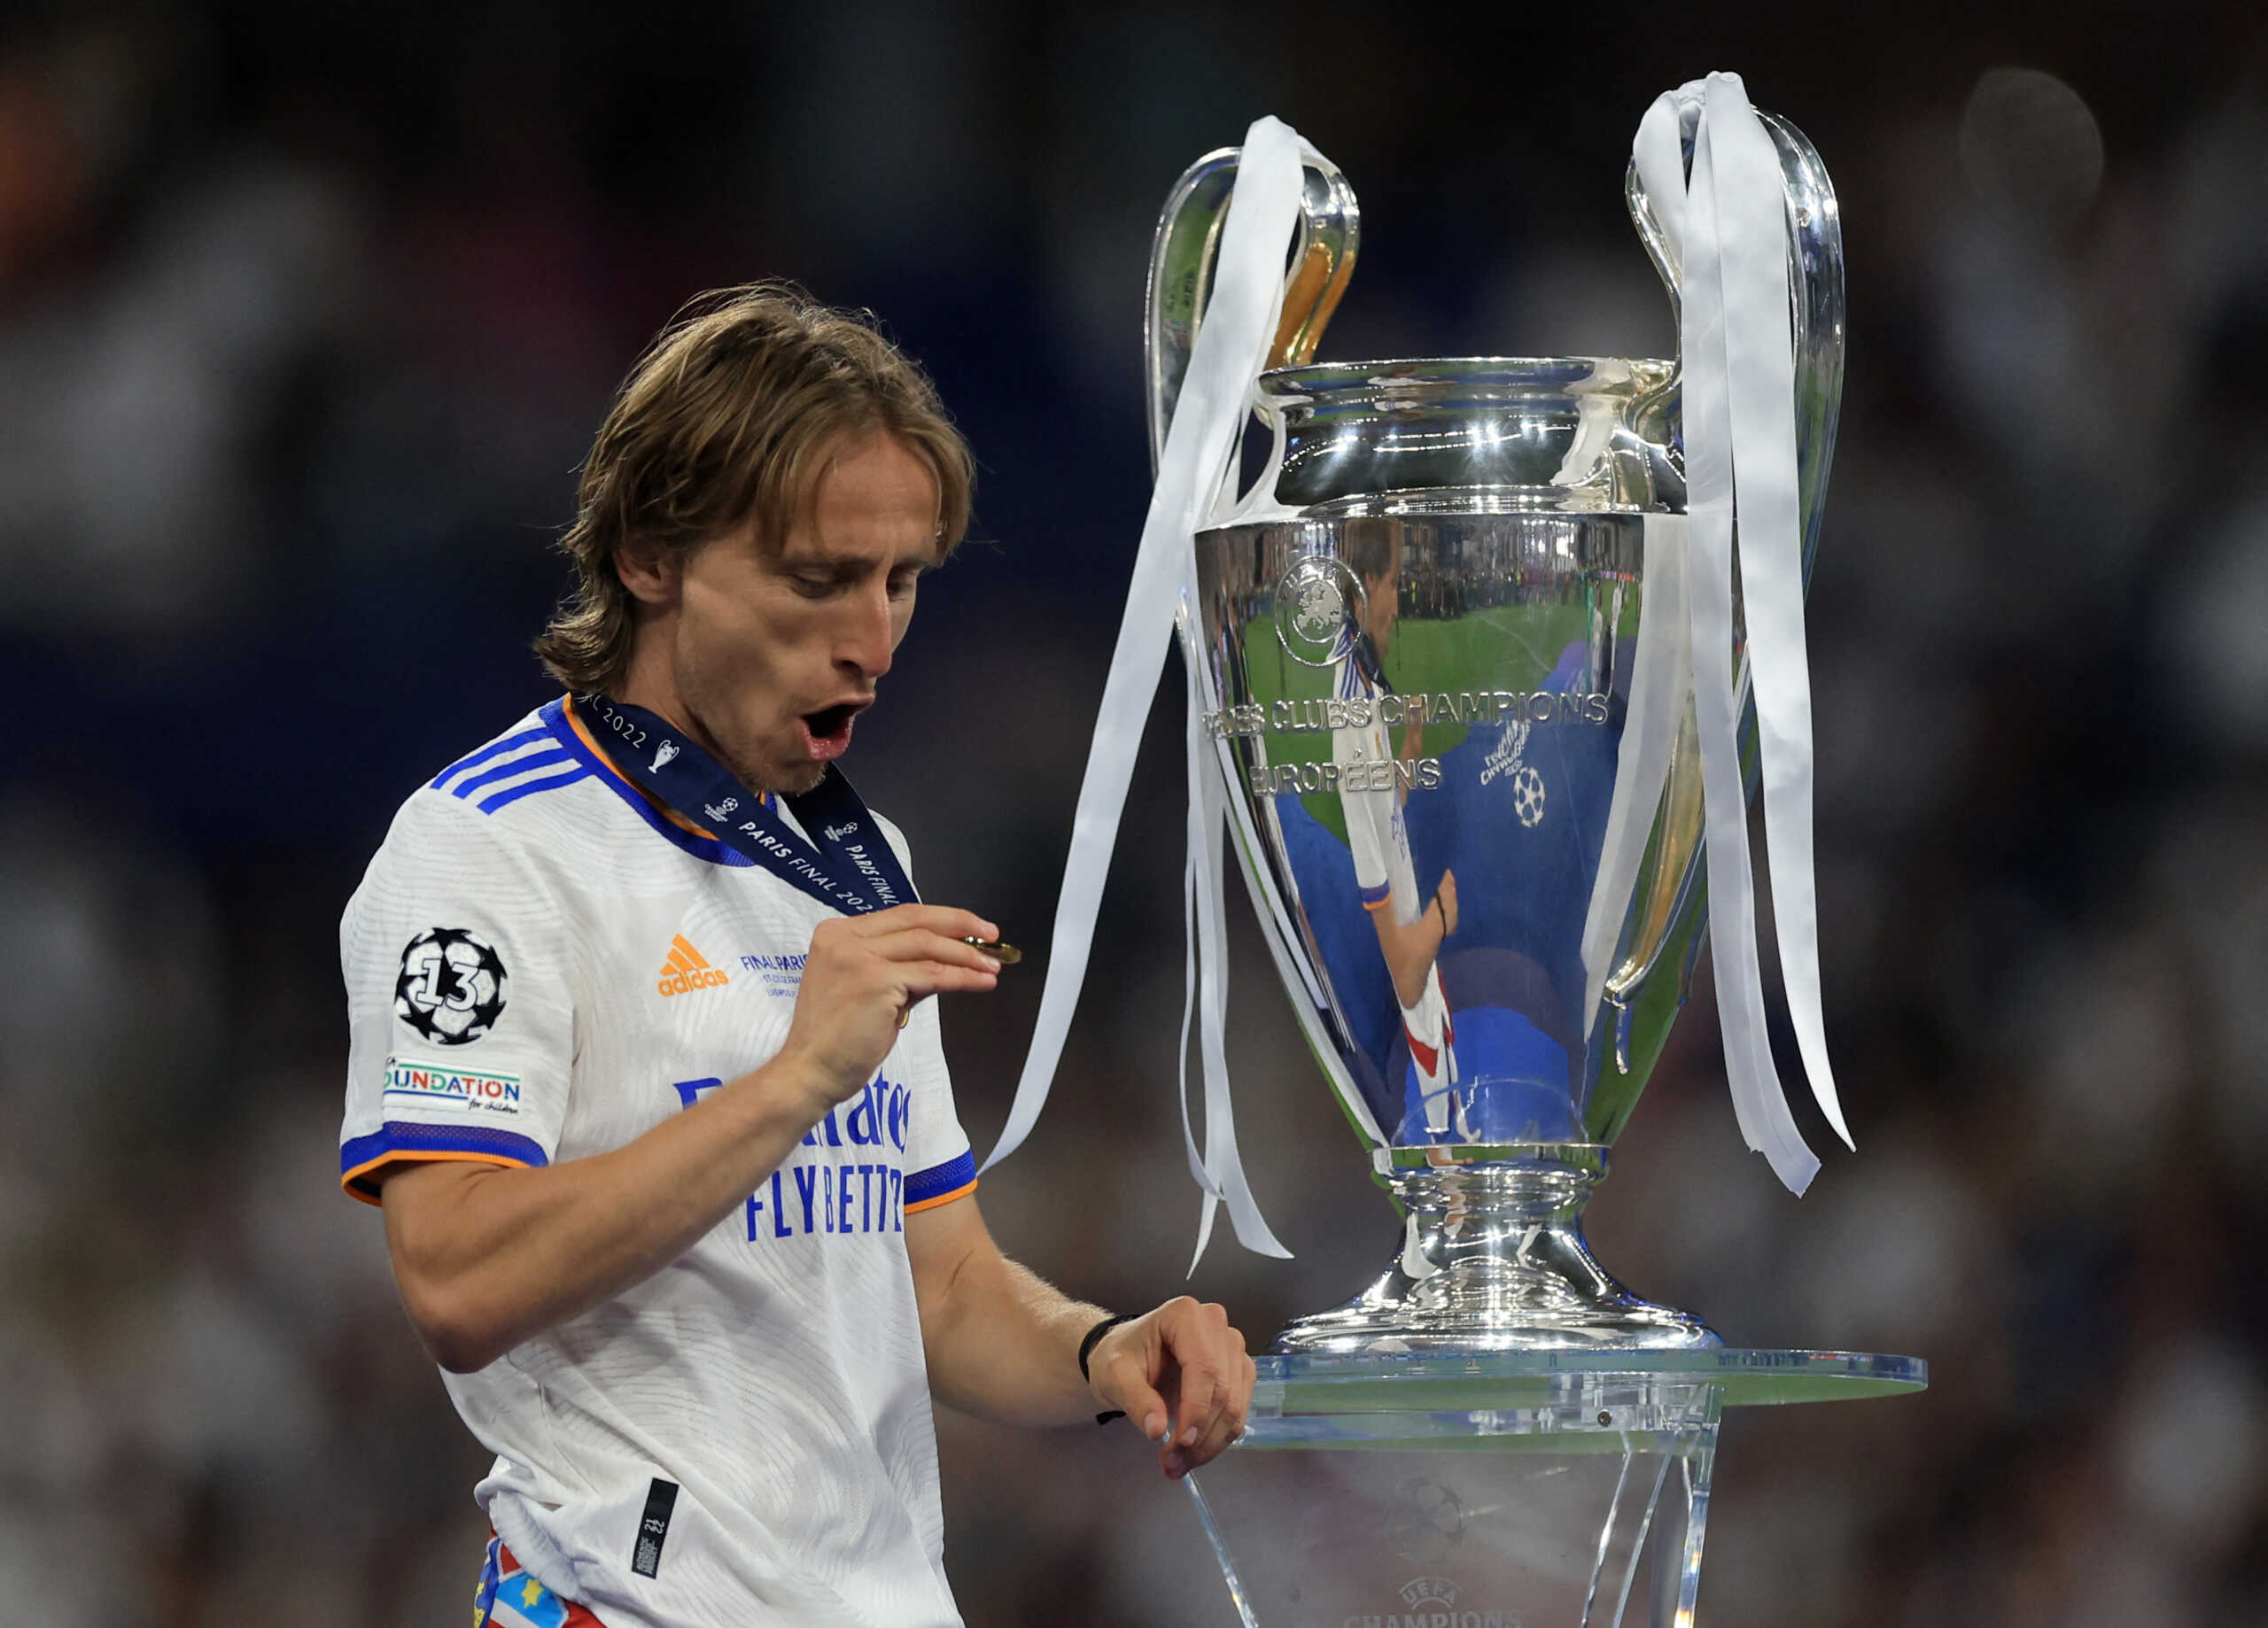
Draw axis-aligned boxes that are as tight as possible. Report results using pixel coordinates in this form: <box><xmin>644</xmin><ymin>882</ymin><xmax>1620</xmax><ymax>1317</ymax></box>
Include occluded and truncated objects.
<box><xmin>963</xmin><ymin>937</ymin><xmax>1021</xmax><ymax>965</ymax></box>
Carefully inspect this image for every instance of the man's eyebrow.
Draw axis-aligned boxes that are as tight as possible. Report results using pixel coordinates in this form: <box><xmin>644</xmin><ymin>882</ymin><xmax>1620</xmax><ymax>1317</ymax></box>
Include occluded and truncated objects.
<box><xmin>779</xmin><ymin>548</ymin><xmax>933</xmax><ymax>577</ymax></box>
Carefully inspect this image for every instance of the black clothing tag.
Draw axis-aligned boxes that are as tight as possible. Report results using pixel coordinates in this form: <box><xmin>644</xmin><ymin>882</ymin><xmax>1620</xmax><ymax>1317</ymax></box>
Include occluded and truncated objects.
<box><xmin>631</xmin><ymin>1477</ymin><xmax>680</xmax><ymax>1578</ymax></box>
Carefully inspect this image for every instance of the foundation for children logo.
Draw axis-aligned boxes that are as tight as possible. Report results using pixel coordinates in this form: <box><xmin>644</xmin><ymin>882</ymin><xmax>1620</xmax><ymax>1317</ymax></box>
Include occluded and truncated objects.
<box><xmin>383</xmin><ymin>1058</ymin><xmax>523</xmax><ymax>1118</ymax></box>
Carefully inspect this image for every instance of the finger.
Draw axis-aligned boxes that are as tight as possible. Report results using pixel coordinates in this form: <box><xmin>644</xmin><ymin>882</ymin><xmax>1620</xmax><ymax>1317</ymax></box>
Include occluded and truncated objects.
<box><xmin>1167</xmin><ymin>1373</ymin><xmax>1237</xmax><ymax>1472</ymax></box>
<box><xmin>866</xmin><ymin>929</ymin><xmax>1005</xmax><ymax>973</ymax></box>
<box><xmin>891</xmin><ymin>962</ymin><xmax>1000</xmax><ymax>1004</ymax></box>
<box><xmin>1146</xmin><ymin>1299</ymin><xmax>1216</xmax><ymax>1446</ymax></box>
<box><xmin>1216</xmin><ymin>1347</ymin><xmax>1254</xmax><ymax>1438</ymax></box>
<box><xmin>1171</xmin><ymin>1353</ymin><xmax>1221</xmax><ymax>1454</ymax></box>
<box><xmin>1181</xmin><ymin>1391</ymin><xmax>1243</xmax><ymax>1471</ymax></box>
<box><xmin>1100</xmin><ymin>1354</ymin><xmax>1172</xmax><ymax>1445</ymax></box>
<box><xmin>850</xmin><ymin>904</ymin><xmax>998</xmax><ymax>942</ymax></box>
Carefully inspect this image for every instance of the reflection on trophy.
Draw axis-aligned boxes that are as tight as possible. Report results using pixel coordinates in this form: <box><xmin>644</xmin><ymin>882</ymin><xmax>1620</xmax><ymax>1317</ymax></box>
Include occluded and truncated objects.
<box><xmin>1134</xmin><ymin>80</ymin><xmax>1926</xmax><ymax>1627</ymax></box>
<box><xmin>1313</xmin><ymin>531</ymin><xmax>1466</xmax><ymax>1139</ymax></box>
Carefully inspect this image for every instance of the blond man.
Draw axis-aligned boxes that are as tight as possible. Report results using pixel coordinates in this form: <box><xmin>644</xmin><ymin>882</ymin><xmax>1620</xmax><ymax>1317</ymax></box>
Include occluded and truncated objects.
<box><xmin>338</xmin><ymin>285</ymin><xmax>1253</xmax><ymax>1628</ymax></box>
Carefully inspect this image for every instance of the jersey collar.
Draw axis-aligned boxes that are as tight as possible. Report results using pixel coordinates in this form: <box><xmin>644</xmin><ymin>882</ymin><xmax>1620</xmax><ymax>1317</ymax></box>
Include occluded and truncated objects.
<box><xmin>542</xmin><ymin>696</ymin><xmax>760</xmax><ymax>868</ymax></box>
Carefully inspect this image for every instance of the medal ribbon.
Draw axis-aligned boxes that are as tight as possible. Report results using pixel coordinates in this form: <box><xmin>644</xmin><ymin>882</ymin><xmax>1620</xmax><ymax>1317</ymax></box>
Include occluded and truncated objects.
<box><xmin>571</xmin><ymin>694</ymin><xmax>916</xmax><ymax>915</ymax></box>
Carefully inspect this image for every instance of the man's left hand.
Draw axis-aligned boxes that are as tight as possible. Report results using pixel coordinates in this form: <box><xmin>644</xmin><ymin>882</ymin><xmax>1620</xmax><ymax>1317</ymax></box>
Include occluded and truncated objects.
<box><xmin>1087</xmin><ymin>1297</ymin><xmax>1255</xmax><ymax>1478</ymax></box>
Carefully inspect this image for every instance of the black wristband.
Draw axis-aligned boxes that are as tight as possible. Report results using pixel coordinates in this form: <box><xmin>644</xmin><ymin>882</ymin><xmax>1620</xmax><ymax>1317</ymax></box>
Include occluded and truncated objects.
<box><xmin>1077</xmin><ymin>1313</ymin><xmax>1134</xmax><ymax>1382</ymax></box>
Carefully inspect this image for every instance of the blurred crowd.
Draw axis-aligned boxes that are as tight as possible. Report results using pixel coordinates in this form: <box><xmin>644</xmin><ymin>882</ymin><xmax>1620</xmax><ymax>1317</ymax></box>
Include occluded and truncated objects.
<box><xmin>0</xmin><ymin>2</ymin><xmax>2263</xmax><ymax>1624</ymax></box>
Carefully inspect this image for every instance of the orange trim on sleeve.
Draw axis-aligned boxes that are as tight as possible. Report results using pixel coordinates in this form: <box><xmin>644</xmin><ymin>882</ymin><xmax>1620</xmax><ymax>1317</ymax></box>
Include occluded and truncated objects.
<box><xmin>904</xmin><ymin>1177</ymin><xmax>979</xmax><ymax>1214</ymax></box>
<box><xmin>1362</xmin><ymin>895</ymin><xmax>1392</xmax><ymax>911</ymax></box>
<box><xmin>563</xmin><ymin>704</ymin><xmax>721</xmax><ymax>840</ymax></box>
<box><xmin>340</xmin><ymin>1148</ymin><xmax>535</xmax><ymax>1206</ymax></box>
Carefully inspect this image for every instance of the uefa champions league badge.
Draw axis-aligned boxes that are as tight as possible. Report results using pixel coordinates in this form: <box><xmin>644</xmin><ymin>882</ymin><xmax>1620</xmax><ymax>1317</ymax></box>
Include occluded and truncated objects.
<box><xmin>395</xmin><ymin>926</ymin><xmax>509</xmax><ymax>1045</ymax></box>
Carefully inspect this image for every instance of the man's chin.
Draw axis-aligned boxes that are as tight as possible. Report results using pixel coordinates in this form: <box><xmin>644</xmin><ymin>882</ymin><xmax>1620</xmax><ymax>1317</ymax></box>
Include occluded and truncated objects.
<box><xmin>755</xmin><ymin>751</ymin><xmax>833</xmax><ymax>798</ymax></box>
<box><xmin>711</xmin><ymin>743</ymin><xmax>827</xmax><ymax>801</ymax></box>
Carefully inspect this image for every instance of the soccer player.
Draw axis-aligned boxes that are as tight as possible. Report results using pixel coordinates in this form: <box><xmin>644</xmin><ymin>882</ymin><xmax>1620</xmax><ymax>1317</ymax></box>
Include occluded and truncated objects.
<box><xmin>1329</xmin><ymin>525</ymin><xmax>1465</xmax><ymax>1139</ymax></box>
<box><xmin>337</xmin><ymin>285</ymin><xmax>1255</xmax><ymax>1628</ymax></box>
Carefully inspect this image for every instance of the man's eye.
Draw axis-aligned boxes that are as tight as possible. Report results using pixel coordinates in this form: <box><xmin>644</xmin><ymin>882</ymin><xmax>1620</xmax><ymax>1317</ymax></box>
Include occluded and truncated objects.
<box><xmin>888</xmin><ymin>572</ymin><xmax>921</xmax><ymax>599</ymax></box>
<box><xmin>791</xmin><ymin>575</ymin><xmax>841</xmax><ymax>598</ymax></box>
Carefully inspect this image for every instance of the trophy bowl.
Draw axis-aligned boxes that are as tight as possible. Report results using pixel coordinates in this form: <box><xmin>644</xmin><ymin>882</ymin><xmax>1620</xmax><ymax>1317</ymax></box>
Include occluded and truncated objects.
<box><xmin>1152</xmin><ymin>111</ymin><xmax>1845</xmax><ymax>1353</ymax></box>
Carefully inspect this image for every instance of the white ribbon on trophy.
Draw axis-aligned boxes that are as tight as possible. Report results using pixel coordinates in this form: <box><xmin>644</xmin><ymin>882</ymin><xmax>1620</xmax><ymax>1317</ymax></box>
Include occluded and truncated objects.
<box><xmin>1583</xmin><ymin>73</ymin><xmax>1851</xmax><ymax>1193</ymax></box>
<box><xmin>983</xmin><ymin>116</ymin><xmax>1309</xmax><ymax>1263</ymax></box>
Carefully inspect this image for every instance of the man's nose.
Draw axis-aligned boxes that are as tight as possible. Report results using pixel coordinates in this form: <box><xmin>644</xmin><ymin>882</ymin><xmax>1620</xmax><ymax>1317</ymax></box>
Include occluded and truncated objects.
<box><xmin>836</xmin><ymin>578</ymin><xmax>895</xmax><ymax>678</ymax></box>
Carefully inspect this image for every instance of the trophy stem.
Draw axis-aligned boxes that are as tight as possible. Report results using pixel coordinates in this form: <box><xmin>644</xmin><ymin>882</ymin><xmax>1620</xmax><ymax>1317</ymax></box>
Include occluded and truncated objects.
<box><xmin>1272</xmin><ymin>1145</ymin><xmax>1719</xmax><ymax>1354</ymax></box>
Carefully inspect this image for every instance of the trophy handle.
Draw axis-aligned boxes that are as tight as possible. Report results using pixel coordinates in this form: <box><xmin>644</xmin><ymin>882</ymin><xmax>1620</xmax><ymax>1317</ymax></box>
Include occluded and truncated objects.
<box><xmin>1145</xmin><ymin>146</ymin><xmax>1360</xmax><ymax>475</ymax></box>
<box><xmin>1604</xmin><ymin>111</ymin><xmax>1845</xmax><ymax>1038</ymax></box>
<box><xmin>1623</xmin><ymin>109</ymin><xmax>1845</xmax><ymax>570</ymax></box>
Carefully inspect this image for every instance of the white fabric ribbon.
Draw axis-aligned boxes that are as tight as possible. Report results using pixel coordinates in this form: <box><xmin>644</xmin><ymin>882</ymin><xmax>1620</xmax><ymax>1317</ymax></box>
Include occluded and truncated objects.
<box><xmin>1619</xmin><ymin>73</ymin><xmax>1852</xmax><ymax>1193</ymax></box>
<box><xmin>983</xmin><ymin>116</ymin><xmax>1307</xmax><ymax>1262</ymax></box>
<box><xmin>1580</xmin><ymin>514</ymin><xmax>1693</xmax><ymax>1028</ymax></box>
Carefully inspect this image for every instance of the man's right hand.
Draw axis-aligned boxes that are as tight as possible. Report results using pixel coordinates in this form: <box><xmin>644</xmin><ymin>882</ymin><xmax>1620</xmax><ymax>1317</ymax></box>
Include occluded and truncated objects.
<box><xmin>777</xmin><ymin>904</ymin><xmax>1002</xmax><ymax>1106</ymax></box>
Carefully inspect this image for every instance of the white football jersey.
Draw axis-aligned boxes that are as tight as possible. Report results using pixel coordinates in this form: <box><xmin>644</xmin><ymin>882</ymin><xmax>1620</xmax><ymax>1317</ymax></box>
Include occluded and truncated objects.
<box><xmin>1330</xmin><ymin>646</ymin><xmax>1459</xmax><ymax>1124</ymax></box>
<box><xmin>338</xmin><ymin>698</ymin><xmax>975</xmax><ymax>1628</ymax></box>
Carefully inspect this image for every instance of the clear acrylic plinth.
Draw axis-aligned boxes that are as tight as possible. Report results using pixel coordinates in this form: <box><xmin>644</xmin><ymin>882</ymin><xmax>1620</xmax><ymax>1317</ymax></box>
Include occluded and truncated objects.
<box><xmin>1179</xmin><ymin>1350</ymin><xmax>1925</xmax><ymax>1628</ymax></box>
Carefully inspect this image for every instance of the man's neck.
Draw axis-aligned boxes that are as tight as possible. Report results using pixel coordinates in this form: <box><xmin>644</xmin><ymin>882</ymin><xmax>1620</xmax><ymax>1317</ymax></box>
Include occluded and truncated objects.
<box><xmin>610</xmin><ymin>636</ymin><xmax>737</xmax><ymax>784</ymax></box>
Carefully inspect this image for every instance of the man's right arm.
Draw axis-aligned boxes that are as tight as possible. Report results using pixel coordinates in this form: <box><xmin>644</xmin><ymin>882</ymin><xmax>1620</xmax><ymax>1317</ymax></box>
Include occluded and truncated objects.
<box><xmin>376</xmin><ymin>904</ymin><xmax>1003</xmax><ymax>1374</ymax></box>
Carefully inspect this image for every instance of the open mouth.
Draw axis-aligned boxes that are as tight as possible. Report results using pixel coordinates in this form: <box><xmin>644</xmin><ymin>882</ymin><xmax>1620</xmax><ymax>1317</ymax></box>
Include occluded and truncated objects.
<box><xmin>798</xmin><ymin>702</ymin><xmax>867</xmax><ymax>762</ymax></box>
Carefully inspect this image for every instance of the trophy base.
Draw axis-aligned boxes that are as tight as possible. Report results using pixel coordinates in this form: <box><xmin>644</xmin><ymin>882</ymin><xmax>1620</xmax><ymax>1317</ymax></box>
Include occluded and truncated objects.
<box><xmin>1166</xmin><ymin>1351</ymin><xmax>1927</xmax><ymax>1628</ymax></box>
<box><xmin>1272</xmin><ymin>1144</ymin><xmax>1717</xmax><ymax>1355</ymax></box>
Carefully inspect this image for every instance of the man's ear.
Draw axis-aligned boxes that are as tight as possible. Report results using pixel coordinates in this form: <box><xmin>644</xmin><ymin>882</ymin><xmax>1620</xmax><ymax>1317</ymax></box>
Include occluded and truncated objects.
<box><xmin>615</xmin><ymin>536</ymin><xmax>681</xmax><ymax>609</ymax></box>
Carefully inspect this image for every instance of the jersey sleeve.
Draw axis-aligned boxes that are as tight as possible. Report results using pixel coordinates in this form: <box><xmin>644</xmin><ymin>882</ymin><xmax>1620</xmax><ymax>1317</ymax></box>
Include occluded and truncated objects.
<box><xmin>894</xmin><ymin>1002</ymin><xmax>975</xmax><ymax>1214</ymax></box>
<box><xmin>1333</xmin><ymin>728</ymin><xmax>1394</xmax><ymax>909</ymax></box>
<box><xmin>338</xmin><ymin>791</ymin><xmax>579</xmax><ymax>1205</ymax></box>
<box><xmin>869</xmin><ymin>812</ymin><xmax>977</xmax><ymax>1214</ymax></box>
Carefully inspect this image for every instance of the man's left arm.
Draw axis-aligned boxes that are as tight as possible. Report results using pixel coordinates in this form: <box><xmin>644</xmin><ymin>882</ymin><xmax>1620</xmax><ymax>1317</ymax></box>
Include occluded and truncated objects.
<box><xmin>906</xmin><ymin>1195</ymin><xmax>1255</xmax><ymax>1478</ymax></box>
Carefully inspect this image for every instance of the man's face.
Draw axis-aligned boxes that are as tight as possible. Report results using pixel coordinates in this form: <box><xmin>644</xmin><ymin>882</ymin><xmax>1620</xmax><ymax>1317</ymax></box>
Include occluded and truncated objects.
<box><xmin>1360</xmin><ymin>537</ymin><xmax>1402</xmax><ymax>658</ymax></box>
<box><xmin>656</xmin><ymin>432</ymin><xmax>941</xmax><ymax>795</ymax></box>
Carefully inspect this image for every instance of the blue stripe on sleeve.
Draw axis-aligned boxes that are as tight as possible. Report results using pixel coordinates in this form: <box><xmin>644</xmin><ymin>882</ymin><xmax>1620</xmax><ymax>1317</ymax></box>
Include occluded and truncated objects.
<box><xmin>431</xmin><ymin>725</ymin><xmax>553</xmax><ymax>791</ymax></box>
<box><xmin>340</xmin><ymin>1120</ymin><xmax>551</xmax><ymax>1198</ymax></box>
<box><xmin>1358</xmin><ymin>880</ymin><xmax>1392</xmax><ymax>906</ymax></box>
<box><xmin>478</xmin><ymin>766</ymin><xmax>591</xmax><ymax>814</ymax></box>
<box><xmin>904</xmin><ymin>1149</ymin><xmax>977</xmax><ymax>1208</ymax></box>
<box><xmin>451</xmin><ymin>746</ymin><xmax>575</xmax><ymax>799</ymax></box>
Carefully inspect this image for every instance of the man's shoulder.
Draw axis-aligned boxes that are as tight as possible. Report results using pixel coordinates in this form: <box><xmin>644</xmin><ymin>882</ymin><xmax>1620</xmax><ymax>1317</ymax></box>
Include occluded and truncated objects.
<box><xmin>416</xmin><ymin>703</ymin><xmax>590</xmax><ymax>818</ymax></box>
<box><xmin>369</xmin><ymin>704</ymin><xmax>600</xmax><ymax>867</ymax></box>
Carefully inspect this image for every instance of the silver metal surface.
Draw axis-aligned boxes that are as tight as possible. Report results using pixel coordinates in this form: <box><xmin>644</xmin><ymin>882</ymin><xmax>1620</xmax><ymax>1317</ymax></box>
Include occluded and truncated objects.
<box><xmin>1148</xmin><ymin>112</ymin><xmax>1845</xmax><ymax>1353</ymax></box>
<box><xmin>1146</xmin><ymin>144</ymin><xmax>1358</xmax><ymax>476</ymax></box>
<box><xmin>1273</xmin><ymin>1146</ymin><xmax>1718</xmax><ymax>1353</ymax></box>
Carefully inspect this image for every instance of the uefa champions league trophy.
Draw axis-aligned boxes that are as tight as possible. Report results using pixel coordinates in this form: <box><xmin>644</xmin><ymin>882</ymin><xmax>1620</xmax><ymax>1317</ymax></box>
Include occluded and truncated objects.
<box><xmin>1129</xmin><ymin>82</ymin><xmax>1926</xmax><ymax>1627</ymax></box>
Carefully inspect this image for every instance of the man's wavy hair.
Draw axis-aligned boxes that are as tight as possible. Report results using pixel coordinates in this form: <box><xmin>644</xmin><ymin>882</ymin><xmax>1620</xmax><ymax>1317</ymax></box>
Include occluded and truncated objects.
<box><xmin>535</xmin><ymin>283</ymin><xmax>975</xmax><ymax>694</ymax></box>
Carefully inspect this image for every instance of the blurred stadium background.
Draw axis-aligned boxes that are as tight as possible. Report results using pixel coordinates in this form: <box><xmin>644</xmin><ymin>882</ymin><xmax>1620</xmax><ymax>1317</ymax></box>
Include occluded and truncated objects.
<box><xmin>1</xmin><ymin>1</ymin><xmax>2264</xmax><ymax>1623</ymax></box>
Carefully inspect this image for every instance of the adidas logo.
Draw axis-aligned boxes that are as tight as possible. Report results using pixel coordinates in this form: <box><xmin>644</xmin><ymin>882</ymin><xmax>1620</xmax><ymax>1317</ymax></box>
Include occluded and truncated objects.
<box><xmin>656</xmin><ymin>934</ymin><xmax>730</xmax><ymax>996</ymax></box>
